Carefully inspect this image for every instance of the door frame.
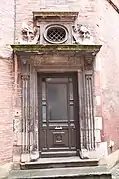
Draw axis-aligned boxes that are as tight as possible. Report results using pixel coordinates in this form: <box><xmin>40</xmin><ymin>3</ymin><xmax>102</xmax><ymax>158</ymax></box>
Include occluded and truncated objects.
<box><xmin>37</xmin><ymin>72</ymin><xmax>81</xmax><ymax>156</ymax></box>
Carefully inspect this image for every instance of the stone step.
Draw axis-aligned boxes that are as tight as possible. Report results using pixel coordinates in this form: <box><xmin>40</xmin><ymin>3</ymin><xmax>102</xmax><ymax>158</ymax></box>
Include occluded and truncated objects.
<box><xmin>11</xmin><ymin>166</ymin><xmax>111</xmax><ymax>179</ymax></box>
<box><xmin>20</xmin><ymin>157</ymin><xmax>99</xmax><ymax>169</ymax></box>
<box><xmin>40</xmin><ymin>151</ymin><xmax>77</xmax><ymax>158</ymax></box>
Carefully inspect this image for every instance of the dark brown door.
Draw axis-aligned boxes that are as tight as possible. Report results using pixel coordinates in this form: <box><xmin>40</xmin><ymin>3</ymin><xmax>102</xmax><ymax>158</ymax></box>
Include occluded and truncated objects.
<box><xmin>38</xmin><ymin>73</ymin><xmax>80</xmax><ymax>154</ymax></box>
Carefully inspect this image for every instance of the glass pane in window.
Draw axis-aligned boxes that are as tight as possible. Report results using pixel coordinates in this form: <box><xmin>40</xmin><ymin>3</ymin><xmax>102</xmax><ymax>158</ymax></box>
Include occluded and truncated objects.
<box><xmin>69</xmin><ymin>78</ymin><xmax>72</xmax><ymax>82</ymax></box>
<box><xmin>70</xmin><ymin>105</ymin><xmax>74</xmax><ymax>121</ymax></box>
<box><xmin>42</xmin><ymin>105</ymin><xmax>46</xmax><ymax>122</ymax></box>
<box><xmin>69</xmin><ymin>82</ymin><xmax>73</xmax><ymax>100</ymax></box>
<box><xmin>47</xmin><ymin>83</ymin><xmax>68</xmax><ymax>121</ymax></box>
<box><xmin>46</xmin><ymin>78</ymin><xmax>68</xmax><ymax>83</ymax></box>
<box><xmin>42</xmin><ymin>82</ymin><xmax>46</xmax><ymax>100</ymax></box>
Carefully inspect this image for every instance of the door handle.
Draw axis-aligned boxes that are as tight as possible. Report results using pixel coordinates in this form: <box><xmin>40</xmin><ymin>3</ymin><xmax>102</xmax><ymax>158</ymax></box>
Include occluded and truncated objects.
<box><xmin>55</xmin><ymin>126</ymin><xmax>62</xmax><ymax>130</ymax></box>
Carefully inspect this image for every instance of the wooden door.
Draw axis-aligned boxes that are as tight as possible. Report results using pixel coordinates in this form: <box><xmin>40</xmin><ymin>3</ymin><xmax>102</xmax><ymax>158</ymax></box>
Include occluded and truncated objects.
<box><xmin>38</xmin><ymin>73</ymin><xmax>80</xmax><ymax>154</ymax></box>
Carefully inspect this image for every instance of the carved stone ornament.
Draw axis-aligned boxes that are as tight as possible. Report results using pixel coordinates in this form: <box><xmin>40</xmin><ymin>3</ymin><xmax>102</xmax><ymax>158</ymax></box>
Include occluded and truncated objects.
<box><xmin>17</xmin><ymin>22</ymin><xmax>40</xmax><ymax>44</ymax></box>
<box><xmin>72</xmin><ymin>24</ymin><xmax>94</xmax><ymax>45</ymax></box>
<box><xmin>84</xmin><ymin>56</ymin><xmax>94</xmax><ymax>70</ymax></box>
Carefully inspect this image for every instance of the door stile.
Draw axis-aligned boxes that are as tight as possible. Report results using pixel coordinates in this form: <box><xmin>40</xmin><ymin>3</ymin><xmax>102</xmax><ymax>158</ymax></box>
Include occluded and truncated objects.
<box><xmin>46</xmin><ymin>81</ymin><xmax>50</xmax><ymax>151</ymax></box>
<box><xmin>67</xmin><ymin>81</ymin><xmax>71</xmax><ymax>150</ymax></box>
<box><xmin>77</xmin><ymin>70</ymin><xmax>82</xmax><ymax>157</ymax></box>
<box><xmin>72</xmin><ymin>75</ymin><xmax>77</xmax><ymax>151</ymax></box>
<box><xmin>38</xmin><ymin>75</ymin><xmax>42</xmax><ymax>154</ymax></box>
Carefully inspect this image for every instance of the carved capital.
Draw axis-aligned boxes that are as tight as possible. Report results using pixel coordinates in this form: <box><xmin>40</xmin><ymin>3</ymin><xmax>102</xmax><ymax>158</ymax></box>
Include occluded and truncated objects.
<box><xmin>84</xmin><ymin>56</ymin><xmax>94</xmax><ymax>70</ymax></box>
<box><xmin>21</xmin><ymin>75</ymin><xmax>30</xmax><ymax>81</ymax></box>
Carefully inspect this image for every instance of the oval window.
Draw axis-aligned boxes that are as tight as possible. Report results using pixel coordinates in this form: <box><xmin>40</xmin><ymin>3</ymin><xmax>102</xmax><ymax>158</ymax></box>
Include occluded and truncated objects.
<box><xmin>44</xmin><ymin>25</ymin><xmax>68</xmax><ymax>44</ymax></box>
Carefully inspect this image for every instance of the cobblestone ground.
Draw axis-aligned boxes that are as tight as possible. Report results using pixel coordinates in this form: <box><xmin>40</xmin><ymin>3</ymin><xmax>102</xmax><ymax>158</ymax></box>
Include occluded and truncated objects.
<box><xmin>110</xmin><ymin>164</ymin><xmax>119</xmax><ymax>179</ymax></box>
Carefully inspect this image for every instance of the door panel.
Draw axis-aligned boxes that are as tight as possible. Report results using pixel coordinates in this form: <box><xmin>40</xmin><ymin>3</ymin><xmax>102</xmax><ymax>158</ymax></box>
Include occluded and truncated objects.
<box><xmin>38</xmin><ymin>74</ymin><xmax>79</xmax><ymax>153</ymax></box>
<box><xmin>49</xmin><ymin>129</ymin><xmax>69</xmax><ymax>149</ymax></box>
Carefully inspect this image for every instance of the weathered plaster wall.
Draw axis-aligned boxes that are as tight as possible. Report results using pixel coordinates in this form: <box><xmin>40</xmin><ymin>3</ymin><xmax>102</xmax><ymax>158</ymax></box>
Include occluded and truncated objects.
<box><xmin>0</xmin><ymin>0</ymin><xmax>14</xmax><ymax>164</ymax></box>
<box><xmin>0</xmin><ymin>58</ymin><xmax>13</xmax><ymax>164</ymax></box>
<box><xmin>0</xmin><ymin>0</ymin><xmax>14</xmax><ymax>58</ymax></box>
<box><xmin>96</xmin><ymin>0</ymin><xmax>119</xmax><ymax>151</ymax></box>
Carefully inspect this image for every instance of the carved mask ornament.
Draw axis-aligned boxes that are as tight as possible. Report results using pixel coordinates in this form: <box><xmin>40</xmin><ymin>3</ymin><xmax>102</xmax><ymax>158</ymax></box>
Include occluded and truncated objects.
<box><xmin>18</xmin><ymin>22</ymin><xmax>40</xmax><ymax>44</ymax></box>
<box><xmin>73</xmin><ymin>24</ymin><xmax>94</xmax><ymax>45</ymax></box>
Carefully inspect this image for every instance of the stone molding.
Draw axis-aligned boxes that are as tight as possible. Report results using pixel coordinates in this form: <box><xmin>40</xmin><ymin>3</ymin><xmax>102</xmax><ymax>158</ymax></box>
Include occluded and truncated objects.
<box><xmin>11</xmin><ymin>44</ymin><xmax>101</xmax><ymax>53</ymax></box>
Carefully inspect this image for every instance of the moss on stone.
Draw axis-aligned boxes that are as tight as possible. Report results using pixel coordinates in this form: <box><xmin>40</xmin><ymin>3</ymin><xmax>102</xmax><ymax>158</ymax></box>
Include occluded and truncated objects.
<box><xmin>11</xmin><ymin>44</ymin><xmax>102</xmax><ymax>53</ymax></box>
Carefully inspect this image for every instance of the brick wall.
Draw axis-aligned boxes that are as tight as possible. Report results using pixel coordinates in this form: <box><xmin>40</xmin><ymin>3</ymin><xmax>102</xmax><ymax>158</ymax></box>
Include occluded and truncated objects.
<box><xmin>0</xmin><ymin>58</ymin><xmax>13</xmax><ymax>164</ymax></box>
<box><xmin>0</xmin><ymin>0</ymin><xmax>14</xmax><ymax>58</ymax></box>
<box><xmin>0</xmin><ymin>0</ymin><xmax>14</xmax><ymax>164</ymax></box>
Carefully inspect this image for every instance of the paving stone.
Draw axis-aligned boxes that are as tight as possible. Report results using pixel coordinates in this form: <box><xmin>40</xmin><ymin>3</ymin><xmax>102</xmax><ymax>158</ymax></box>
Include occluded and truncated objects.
<box><xmin>110</xmin><ymin>163</ymin><xmax>119</xmax><ymax>179</ymax></box>
<box><xmin>11</xmin><ymin>166</ymin><xmax>111</xmax><ymax>179</ymax></box>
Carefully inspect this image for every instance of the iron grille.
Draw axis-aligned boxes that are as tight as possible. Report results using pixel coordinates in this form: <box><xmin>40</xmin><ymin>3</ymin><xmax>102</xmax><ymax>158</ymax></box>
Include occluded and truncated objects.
<box><xmin>47</xmin><ymin>27</ymin><xmax>66</xmax><ymax>42</ymax></box>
